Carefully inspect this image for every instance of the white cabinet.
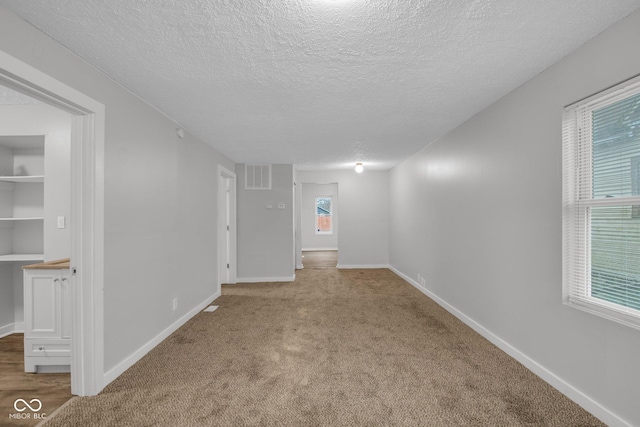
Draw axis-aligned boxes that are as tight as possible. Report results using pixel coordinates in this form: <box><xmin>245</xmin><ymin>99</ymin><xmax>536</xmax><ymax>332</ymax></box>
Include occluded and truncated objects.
<box><xmin>23</xmin><ymin>265</ymin><xmax>71</xmax><ymax>372</ymax></box>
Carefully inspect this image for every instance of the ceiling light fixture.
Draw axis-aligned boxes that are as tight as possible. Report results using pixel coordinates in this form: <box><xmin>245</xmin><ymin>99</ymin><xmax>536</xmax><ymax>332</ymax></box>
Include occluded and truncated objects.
<box><xmin>355</xmin><ymin>162</ymin><xmax>364</xmax><ymax>173</ymax></box>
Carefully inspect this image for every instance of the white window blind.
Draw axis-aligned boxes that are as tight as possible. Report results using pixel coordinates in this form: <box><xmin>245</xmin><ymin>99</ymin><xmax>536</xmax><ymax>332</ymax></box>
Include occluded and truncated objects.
<box><xmin>245</xmin><ymin>164</ymin><xmax>271</xmax><ymax>190</ymax></box>
<box><xmin>563</xmin><ymin>79</ymin><xmax>640</xmax><ymax>329</ymax></box>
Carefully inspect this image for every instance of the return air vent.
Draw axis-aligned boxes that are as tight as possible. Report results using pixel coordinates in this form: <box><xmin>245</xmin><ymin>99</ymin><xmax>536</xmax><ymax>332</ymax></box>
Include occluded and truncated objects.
<box><xmin>245</xmin><ymin>164</ymin><xmax>271</xmax><ymax>190</ymax></box>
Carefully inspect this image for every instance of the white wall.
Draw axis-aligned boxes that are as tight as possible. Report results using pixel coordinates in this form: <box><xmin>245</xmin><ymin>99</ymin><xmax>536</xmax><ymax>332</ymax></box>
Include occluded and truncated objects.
<box><xmin>0</xmin><ymin>264</ymin><xmax>12</xmax><ymax>335</ymax></box>
<box><xmin>301</xmin><ymin>183</ymin><xmax>338</xmax><ymax>250</ymax></box>
<box><xmin>389</xmin><ymin>10</ymin><xmax>640</xmax><ymax>426</ymax></box>
<box><xmin>44</xmin><ymin>118</ymin><xmax>71</xmax><ymax>260</ymax></box>
<box><xmin>0</xmin><ymin>262</ymin><xmax>24</xmax><ymax>337</ymax></box>
<box><xmin>296</xmin><ymin>170</ymin><xmax>389</xmax><ymax>268</ymax></box>
<box><xmin>0</xmin><ymin>7</ymin><xmax>235</xmax><ymax>380</ymax></box>
<box><xmin>236</xmin><ymin>164</ymin><xmax>295</xmax><ymax>281</ymax></box>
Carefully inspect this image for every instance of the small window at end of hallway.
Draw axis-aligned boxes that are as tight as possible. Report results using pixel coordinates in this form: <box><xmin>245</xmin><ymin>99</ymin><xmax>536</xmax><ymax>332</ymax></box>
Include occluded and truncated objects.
<box><xmin>315</xmin><ymin>196</ymin><xmax>332</xmax><ymax>234</ymax></box>
<box><xmin>563</xmin><ymin>76</ymin><xmax>640</xmax><ymax>330</ymax></box>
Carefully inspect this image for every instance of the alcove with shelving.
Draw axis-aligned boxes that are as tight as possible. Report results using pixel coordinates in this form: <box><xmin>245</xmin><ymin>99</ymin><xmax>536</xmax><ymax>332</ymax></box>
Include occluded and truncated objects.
<box><xmin>0</xmin><ymin>103</ymin><xmax>72</xmax><ymax>339</ymax></box>
<box><xmin>0</xmin><ymin>135</ymin><xmax>45</xmax><ymax>263</ymax></box>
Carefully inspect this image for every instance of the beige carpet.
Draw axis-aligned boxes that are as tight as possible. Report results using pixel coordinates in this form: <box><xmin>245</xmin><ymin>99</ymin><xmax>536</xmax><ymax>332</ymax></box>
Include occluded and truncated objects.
<box><xmin>43</xmin><ymin>269</ymin><xmax>603</xmax><ymax>426</ymax></box>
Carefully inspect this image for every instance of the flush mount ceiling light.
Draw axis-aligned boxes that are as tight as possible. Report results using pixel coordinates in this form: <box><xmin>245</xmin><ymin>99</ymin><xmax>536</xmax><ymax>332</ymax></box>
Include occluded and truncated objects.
<box><xmin>355</xmin><ymin>162</ymin><xmax>364</xmax><ymax>173</ymax></box>
<box><xmin>315</xmin><ymin>0</ymin><xmax>356</xmax><ymax>4</ymax></box>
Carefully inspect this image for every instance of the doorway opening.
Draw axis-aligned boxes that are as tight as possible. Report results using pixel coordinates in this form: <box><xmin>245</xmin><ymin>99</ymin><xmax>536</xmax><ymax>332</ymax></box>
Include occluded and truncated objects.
<box><xmin>218</xmin><ymin>166</ymin><xmax>237</xmax><ymax>287</ymax></box>
<box><xmin>0</xmin><ymin>50</ymin><xmax>105</xmax><ymax>398</ymax></box>
<box><xmin>299</xmin><ymin>182</ymin><xmax>339</xmax><ymax>269</ymax></box>
<box><xmin>0</xmin><ymin>91</ymin><xmax>75</xmax><ymax>415</ymax></box>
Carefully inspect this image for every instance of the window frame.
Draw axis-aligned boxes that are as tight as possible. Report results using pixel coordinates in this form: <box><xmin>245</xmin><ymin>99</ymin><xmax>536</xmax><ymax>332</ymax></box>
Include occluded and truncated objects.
<box><xmin>562</xmin><ymin>77</ymin><xmax>640</xmax><ymax>330</ymax></box>
<box><xmin>315</xmin><ymin>196</ymin><xmax>333</xmax><ymax>235</ymax></box>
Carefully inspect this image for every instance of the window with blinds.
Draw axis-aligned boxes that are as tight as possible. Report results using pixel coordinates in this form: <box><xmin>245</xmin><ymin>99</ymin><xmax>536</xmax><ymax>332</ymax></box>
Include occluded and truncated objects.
<box><xmin>563</xmin><ymin>78</ymin><xmax>640</xmax><ymax>329</ymax></box>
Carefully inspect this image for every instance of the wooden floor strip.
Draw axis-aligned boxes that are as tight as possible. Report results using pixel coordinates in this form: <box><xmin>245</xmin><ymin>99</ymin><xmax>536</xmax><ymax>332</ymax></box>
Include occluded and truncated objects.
<box><xmin>0</xmin><ymin>334</ymin><xmax>72</xmax><ymax>426</ymax></box>
<box><xmin>301</xmin><ymin>250</ymin><xmax>338</xmax><ymax>269</ymax></box>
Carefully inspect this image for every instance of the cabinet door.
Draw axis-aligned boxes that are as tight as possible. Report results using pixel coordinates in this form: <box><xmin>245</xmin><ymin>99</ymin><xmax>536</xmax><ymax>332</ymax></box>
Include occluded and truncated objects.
<box><xmin>24</xmin><ymin>270</ymin><xmax>61</xmax><ymax>338</ymax></box>
<box><xmin>60</xmin><ymin>270</ymin><xmax>72</xmax><ymax>339</ymax></box>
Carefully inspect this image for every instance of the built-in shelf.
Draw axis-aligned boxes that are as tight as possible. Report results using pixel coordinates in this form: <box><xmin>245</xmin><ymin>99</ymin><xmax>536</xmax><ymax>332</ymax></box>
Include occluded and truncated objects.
<box><xmin>0</xmin><ymin>139</ymin><xmax>46</xmax><ymax>270</ymax></box>
<box><xmin>0</xmin><ymin>175</ymin><xmax>44</xmax><ymax>183</ymax></box>
<box><xmin>0</xmin><ymin>254</ymin><xmax>45</xmax><ymax>262</ymax></box>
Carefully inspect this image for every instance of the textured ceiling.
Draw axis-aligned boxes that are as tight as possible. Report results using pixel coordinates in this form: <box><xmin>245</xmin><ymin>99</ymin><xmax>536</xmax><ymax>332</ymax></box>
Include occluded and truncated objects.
<box><xmin>1</xmin><ymin>1</ymin><xmax>640</xmax><ymax>170</ymax></box>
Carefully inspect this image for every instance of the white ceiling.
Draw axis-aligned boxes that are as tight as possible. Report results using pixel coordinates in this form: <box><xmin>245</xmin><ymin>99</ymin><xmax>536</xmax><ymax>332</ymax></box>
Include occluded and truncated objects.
<box><xmin>1</xmin><ymin>1</ymin><xmax>639</xmax><ymax>170</ymax></box>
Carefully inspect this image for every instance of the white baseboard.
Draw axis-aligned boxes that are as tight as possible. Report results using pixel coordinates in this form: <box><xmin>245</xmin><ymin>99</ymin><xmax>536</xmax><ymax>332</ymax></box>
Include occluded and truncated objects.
<box><xmin>302</xmin><ymin>248</ymin><xmax>338</xmax><ymax>251</ymax></box>
<box><xmin>236</xmin><ymin>275</ymin><xmax>295</xmax><ymax>283</ymax></box>
<box><xmin>37</xmin><ymin>365</ymin><xmax>71</xmax><ymax>373</ymax></box>
<box><xmin>103</xmin><ymin>290</ymin><xmax>221</xmax><ymax>386</ymax></box>
<box><xmin>296</xmin><ymin>264</ymin><xmax>304</xmax><ymax>270</ymax></box>
<box><xmin>0</xmin><ymin>322</ymin><xmax>17</xmax><ymax>338</ymax></box>
<box><xmin>0</xmin><ymin>322</ymin><xmax>23</xmax><ymax>338</ymax></box>
<box><xmin>388</xmin><ymin>265</ymin><xmax>629</xmax><ymax>427</ymax></box>
<box><xmin>337</xmin><ymin>264</ymin><xmax>390</xmax><ymax>269</ymax></box>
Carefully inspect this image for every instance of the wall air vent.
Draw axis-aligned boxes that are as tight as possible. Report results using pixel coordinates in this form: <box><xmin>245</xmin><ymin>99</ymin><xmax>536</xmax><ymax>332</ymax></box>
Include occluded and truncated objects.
<box><xmin>245</xmin><ymin>164</ymin><xmax>271</xmax><ymax>190</ymax></box>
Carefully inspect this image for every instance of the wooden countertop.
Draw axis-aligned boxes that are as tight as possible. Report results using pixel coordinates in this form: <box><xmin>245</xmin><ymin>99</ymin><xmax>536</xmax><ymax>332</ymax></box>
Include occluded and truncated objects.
<box><xmin>23</xmin><ymin>258</ymin><xmax>70</xmax><ymax>270</ymax></box>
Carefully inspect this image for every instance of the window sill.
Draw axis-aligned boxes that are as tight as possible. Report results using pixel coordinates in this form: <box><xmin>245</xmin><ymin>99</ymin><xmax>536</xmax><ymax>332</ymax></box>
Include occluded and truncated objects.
<box><xmin>565</xmin><ymin>297</ymin><xmax>640</xmax><ymax>331</ymax></box>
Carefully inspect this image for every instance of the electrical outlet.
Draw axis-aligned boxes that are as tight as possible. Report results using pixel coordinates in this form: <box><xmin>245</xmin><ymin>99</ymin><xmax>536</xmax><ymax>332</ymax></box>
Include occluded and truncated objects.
<box><xmin>172</xmin><ymin>298</ymin><xmax>178</xmax><ymax>311</ymax></box>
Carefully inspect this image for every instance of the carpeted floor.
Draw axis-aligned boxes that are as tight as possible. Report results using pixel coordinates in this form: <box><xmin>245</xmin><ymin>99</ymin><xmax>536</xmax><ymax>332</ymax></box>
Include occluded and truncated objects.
<box><xmin>42</xmin><ymin>268</ymin><xmax>603</xmax><ymax>426</ymax></box>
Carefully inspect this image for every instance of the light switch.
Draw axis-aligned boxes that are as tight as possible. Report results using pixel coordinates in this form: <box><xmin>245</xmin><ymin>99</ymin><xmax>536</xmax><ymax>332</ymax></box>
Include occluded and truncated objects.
<box><xmin>57</xmin><ymin>216</ymin><xmax>66</xmax><ymax>229</ymax></box>
<box><xmin>278</xmin><ymin>203</ymin><xmax>285</xmax><ymax>210</ymax></box>
<box><xmin>266</xmin><ymin>204</ymin><xmax>273</xmax><ymax>209</ymax></box>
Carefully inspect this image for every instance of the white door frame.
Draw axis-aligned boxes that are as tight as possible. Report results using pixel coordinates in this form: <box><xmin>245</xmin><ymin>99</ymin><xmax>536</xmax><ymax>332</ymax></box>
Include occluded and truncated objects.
<box><xmin>0</xmin><ymin>51</ymin><xmax>105</xmax><ymax>396</ymax></box>
<box><xmin>218</xmin><ymin>165</ymin><xmax>236</xmax><ymax>286</ymax></box>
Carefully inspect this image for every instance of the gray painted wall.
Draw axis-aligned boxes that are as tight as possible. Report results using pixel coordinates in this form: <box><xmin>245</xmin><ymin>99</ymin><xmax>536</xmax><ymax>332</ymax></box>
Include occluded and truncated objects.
<box><xmin>389</xmin><ymin>10</ymin><xmax>640</xmax><ymax>426</ymax></box>
<box><xmin>236</xmin><ymin>164</ymin><xmax>295</xmax><ymax>280</ymax></box>
<box><xmin>296</xmin><ymin>170</ymin><xmax>389</xmax><ymax>268</ymax></box>
<box><xmin>301</xmin><ymin>183</ymin><xmax>338</xmax><ymax>250</ymax></box>
<box><xmin>0</xmin><ymin>7</ymin><xmax>235</xmax><ymax>374</ymax></box>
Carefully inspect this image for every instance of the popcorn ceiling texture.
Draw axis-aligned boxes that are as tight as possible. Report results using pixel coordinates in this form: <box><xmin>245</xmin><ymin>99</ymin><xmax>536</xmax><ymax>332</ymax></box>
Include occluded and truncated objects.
<box><xmin>1</xmin><ymin>0</ymin><xmax>639</xmax><ymax>169</ymax></box>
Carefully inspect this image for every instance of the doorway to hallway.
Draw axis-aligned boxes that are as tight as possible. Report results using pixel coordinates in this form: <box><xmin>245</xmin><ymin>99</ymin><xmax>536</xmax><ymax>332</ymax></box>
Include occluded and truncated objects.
<box><xmin>300</xmin><ymin>183</ymin><xmax>338</xmax><ymax>269</ymax></box>
<box><xmin>218</xmin><ymin>166</ymin><xmax>236</xmax><ymax>286</ymax></box>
